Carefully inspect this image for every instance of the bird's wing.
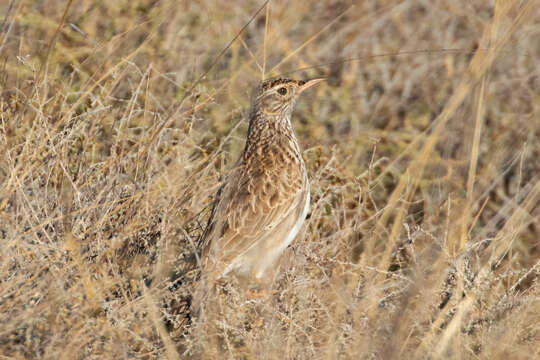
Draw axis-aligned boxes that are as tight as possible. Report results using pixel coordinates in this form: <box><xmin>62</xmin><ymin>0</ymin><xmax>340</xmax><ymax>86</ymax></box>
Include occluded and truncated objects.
<box><xmin>202</xmin><ymin>155</ymin><xmax>307</xmax><ymax>274</ymax></box>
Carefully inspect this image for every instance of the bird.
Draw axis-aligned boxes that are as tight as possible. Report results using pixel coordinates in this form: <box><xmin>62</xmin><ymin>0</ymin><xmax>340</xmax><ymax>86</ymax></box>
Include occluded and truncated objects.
<box><xmin>197</xmin><ymin>77</ymin><xmax>324</xmax><ymax>303</ymax></box>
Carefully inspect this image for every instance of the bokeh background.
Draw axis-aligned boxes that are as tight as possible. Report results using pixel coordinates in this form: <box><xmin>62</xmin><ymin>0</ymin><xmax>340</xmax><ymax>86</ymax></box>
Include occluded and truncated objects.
<box><xmin>1</xmin><ymin>0</ymin><xmax>539</xmax><ymax>358</ymax></box>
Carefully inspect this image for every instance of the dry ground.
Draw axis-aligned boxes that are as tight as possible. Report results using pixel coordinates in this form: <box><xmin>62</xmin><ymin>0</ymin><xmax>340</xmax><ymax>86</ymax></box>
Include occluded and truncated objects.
<box><xmin>0</xmin><ymin>0</ymin><xmax>539</xmax><ymax>359</ymax></box>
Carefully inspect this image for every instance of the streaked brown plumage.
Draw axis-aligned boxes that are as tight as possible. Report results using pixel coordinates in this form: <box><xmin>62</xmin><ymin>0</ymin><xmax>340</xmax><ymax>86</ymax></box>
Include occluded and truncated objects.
<box><xmin>198</xmin><ymin>78</ymin><xmax>324</xmax><ymax>299</ymax></box>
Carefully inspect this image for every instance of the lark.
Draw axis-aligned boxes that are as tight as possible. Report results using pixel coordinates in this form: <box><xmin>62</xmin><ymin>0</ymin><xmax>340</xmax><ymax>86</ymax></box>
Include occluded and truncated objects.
<box><xmin>198</xmin><ymin>77</ymin><xmax>324</xmax><ymax>297</ymax></box>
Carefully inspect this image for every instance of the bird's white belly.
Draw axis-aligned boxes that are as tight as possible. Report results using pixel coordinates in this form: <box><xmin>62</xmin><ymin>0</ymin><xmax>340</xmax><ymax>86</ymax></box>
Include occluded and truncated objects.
<box><xmin>221</xmin><ymin>186</ymin><xmax>310</xmax><ymax>279</ymax></box>
<box><xmin>254</xmin><ymin>187</ymin><xmax>310</xmax><ymax>279</ymax></box>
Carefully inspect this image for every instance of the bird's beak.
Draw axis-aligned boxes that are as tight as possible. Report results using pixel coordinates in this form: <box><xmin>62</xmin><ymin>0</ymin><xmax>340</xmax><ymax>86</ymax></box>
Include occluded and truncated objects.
<box><xmin>298</xmin><ymin>78</ymin><xmax>326</xmax><ymax>94</ymax></box>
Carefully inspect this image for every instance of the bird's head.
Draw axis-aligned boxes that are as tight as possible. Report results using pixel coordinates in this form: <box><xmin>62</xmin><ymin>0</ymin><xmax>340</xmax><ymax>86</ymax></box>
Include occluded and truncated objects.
<box><xmin>253</xmin><ymin>78</ymin><xmax>325</xmax><ymax>117</ymax></box>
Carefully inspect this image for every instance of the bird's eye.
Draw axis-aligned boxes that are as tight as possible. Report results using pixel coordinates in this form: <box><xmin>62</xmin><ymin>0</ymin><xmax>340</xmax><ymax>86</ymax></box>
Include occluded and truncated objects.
<box><xmin>277</xmin><ymin>87</ymin><xmax>288</xmax><ymax>95</ymax></box>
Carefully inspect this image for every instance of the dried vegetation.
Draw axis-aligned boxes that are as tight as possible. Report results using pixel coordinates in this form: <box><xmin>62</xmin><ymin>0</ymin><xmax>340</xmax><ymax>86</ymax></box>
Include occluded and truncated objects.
<box><xmin>0</xmin><ymin>0</ymin><xmax>539</xmax><ymax>359</ymax></box>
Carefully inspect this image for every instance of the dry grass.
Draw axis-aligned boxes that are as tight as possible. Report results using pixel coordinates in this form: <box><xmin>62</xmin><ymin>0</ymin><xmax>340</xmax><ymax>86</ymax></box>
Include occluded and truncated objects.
<box><xmin>1</xmin><ymin>0</ymin><xmax>539</xmax><ymax>359</ymax></box>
